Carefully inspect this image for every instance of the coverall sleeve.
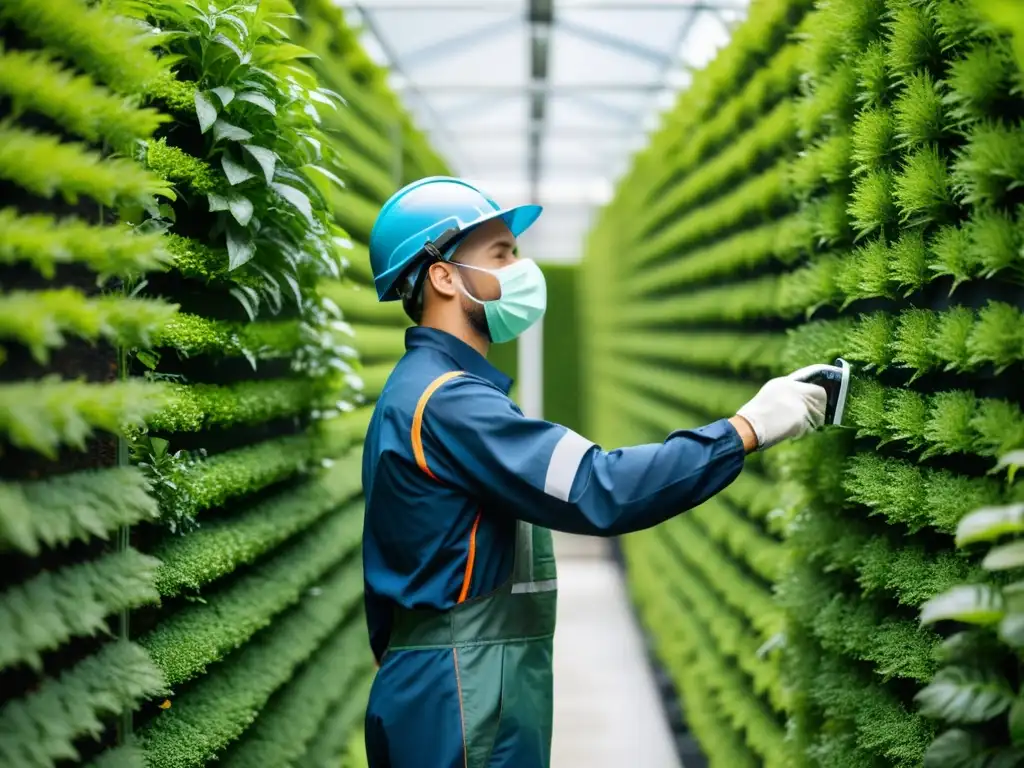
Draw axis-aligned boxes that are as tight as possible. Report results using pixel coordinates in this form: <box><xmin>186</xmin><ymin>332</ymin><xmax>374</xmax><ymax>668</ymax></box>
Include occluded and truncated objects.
<box><xmin>423</xmin><ymin>376</ymin><xmax>747</xmax><ymax>537</ymax></box>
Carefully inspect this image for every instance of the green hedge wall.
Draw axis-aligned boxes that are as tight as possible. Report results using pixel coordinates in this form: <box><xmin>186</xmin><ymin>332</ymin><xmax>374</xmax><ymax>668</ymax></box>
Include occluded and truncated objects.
<box><xmin>582</xmin><ymin>0</ymin><xmax>1024</xmax><ymax>766</ymax></box>
<box><xmin>0</xmin><ymin>2</ymin><xmax>444</xmax><ymax>766</ymax></box>
<box><xmin>541</xmin><ymin>262</ymin><xmax>582</xmax><ymax>432</ymax></box>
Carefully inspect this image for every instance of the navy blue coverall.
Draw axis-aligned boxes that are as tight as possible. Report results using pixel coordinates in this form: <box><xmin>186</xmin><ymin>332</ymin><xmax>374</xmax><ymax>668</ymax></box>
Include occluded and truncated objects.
<box><xmin>361</xmin><ymin>326</ymin><xmax>746</xmax><ymax>767</ymax></box>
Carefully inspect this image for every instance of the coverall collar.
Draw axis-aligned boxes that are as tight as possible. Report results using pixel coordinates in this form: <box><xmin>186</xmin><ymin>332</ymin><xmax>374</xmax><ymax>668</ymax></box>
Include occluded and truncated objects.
<box><xmin>405</xmin><ymin>326</ymin><xmax>514</xmax><ymax>395</ymax></box>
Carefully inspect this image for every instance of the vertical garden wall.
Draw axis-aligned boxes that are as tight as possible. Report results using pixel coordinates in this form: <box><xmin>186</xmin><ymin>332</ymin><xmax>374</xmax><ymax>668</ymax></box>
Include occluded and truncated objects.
<box><xmin>582</xmin><ymin>0</ymin><xmax>1024</xmax><ymax>765</ymax></box>
<box><xmin>0</xmin><ymin>2</ymin><xmax>443</xmax><ymax>766</ymax></box>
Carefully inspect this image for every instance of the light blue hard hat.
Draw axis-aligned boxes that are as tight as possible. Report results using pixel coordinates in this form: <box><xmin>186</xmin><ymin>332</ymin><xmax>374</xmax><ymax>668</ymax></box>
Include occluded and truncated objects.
<box><xmin>368</xmin><ymin>176</ymin><xmax>543</xmax><ymax>303</ymax></box>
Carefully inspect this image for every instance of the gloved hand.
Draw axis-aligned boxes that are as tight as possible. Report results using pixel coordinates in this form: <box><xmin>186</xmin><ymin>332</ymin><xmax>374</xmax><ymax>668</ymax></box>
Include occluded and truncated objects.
<box><xmin>735</xmin><ymin>371</ymin><xmax>828</xmax><ymax>450</ymax></box>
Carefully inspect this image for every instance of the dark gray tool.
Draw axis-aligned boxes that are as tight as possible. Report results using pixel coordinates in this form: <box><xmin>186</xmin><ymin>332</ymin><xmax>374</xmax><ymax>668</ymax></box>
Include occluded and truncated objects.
<box><xmin>790</xmin><ymin>357</ymin><xmax>851</xmax><ymax>426</ymax></box>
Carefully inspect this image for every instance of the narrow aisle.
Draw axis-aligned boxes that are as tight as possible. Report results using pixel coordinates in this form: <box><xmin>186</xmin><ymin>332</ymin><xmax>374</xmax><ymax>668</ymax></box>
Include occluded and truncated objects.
<box><xmin>550</xmin><ymin>534</ymin><xmax>682</xmax><ymax>768</ymax></box>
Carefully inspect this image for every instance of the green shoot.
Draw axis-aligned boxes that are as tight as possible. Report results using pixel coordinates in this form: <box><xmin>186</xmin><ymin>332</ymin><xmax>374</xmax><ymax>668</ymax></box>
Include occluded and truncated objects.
<box><xmin>885</xmin><ymin>1</ymin><xmax>944</xmax><ymax>84</ymax></box>
<box><xmin>857</xmin><ymin>40</ymin><xmax>891</xmax><ymax>109</ymax></box>
<box><xmin>893</xmin><ymin>144</ymin><xmax>955</xmax><ymax>226</ymax></box>
<box><xmin>849</xmin><ymin>167</ymin><xmax>898</xmax><ymax>239</ymax></box>
<box><xmin>851</xmin><ymin>107</ymin><xmax>898</xmax><ymax>175</ymax></box>
<box><xmin>893</xmin><ymin>70</ymin><xmax>951</xmax><ymax>148</ymax></box>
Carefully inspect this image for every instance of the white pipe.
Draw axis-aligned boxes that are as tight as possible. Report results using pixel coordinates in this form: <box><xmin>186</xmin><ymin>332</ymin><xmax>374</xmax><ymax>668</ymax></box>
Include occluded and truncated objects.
<box><xmin>518</xmin><ymin>318</ymin><xmax>544</xmax><ymax>420</ymax></box>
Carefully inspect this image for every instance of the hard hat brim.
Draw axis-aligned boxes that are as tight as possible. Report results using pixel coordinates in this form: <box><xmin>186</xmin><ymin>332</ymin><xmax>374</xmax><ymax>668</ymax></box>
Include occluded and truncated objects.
<box><xmin>376</xmin><ymin>203</ymin><xmax>543</xmax><ymax>302</ymax></box>
<box><xmin>489</xmin><ymin>203</ymin><xmax>544</xmax><ymax>240</ymax></box>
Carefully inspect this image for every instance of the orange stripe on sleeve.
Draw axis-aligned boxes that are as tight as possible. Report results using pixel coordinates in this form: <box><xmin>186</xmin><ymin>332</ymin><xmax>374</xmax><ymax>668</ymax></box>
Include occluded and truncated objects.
<box><xmin>411</xmin><ymin>370</ymin><xmax>464</xmax><ymax>481</ymax></box>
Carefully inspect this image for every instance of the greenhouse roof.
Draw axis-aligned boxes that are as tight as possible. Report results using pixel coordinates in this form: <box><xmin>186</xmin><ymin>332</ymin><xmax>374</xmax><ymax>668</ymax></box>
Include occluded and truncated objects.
<box><xmin>337</xmin><ymin>0</ymin><xmax>749</xmax><ymax>263</ymax></box>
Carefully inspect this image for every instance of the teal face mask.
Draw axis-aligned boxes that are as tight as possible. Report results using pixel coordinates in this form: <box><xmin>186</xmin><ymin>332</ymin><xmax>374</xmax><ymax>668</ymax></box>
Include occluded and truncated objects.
<box><xmin>456</xmin><ymin>258</ymin><xmax>547</xmax><ymax>344</ymax></box>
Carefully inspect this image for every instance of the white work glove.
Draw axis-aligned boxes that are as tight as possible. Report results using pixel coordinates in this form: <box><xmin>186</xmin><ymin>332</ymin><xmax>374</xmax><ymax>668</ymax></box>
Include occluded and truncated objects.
<box><xmin>735</xmin><ymin>371</ymin><xmax>828</xmax><ymax>451</ymax></box>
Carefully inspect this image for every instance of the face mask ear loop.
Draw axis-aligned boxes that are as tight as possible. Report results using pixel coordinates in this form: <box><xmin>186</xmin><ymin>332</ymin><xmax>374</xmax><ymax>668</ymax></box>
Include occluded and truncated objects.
<box><xmin>451</xmin><ymin>262</ymin><xmax>490</xmax><ymax>306</ymax></box>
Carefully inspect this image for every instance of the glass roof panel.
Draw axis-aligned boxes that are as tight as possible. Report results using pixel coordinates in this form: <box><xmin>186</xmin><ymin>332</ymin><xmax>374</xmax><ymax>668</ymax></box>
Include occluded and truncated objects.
<box><xmin>548</xmin><ymin>29</ymin><xmax>663</xmax><ymax>86</ymax></box>
<box><xmin>444</xmin><ymin>95</ymin><xmax>529</xmax><ymax>132</ymax></box>
<box><xmin>341</xmin><ymin>0</ymin><xmax>749</xmax><ymax>264</ymax></box>
<box><xmin>401</xmin><ymin>24</ymin><xmax>529</xmax><ymax>88</ymax></box>
<box><xmin>556</xmin><ymin>8</ymin><xmax>689</xmax><ymax>55</ymax></box>
<box><xmin>361</xmin><ymin>8</ymin><xmax>522</xmax><ymax>53</ymax></box>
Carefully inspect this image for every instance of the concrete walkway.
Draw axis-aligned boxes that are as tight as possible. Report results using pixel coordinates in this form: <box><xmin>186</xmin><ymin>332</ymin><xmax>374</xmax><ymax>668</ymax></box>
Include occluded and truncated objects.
<box><xmin>550</xmin><ymin>534</ymin><xmax>682</xmax><ymax>768</ymax></box>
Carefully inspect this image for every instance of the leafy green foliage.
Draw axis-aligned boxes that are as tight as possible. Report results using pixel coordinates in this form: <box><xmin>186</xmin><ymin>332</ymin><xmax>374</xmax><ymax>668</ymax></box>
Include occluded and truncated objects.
<box><xmin>0</xmin><ymin>208</ymin><xmax>174</xmax><ymax>278</ymax></box>
<box><xmin>0</xmin><ymin>290</ymin><xmax>179</xmax><ymax>364</ymax></box>
<box><xmin>122</xmin><ymin>0</ymin><xmax>347</xmax><ymax>298</ymax></box>
<box><xmin>849</xmin><ymin>166</ymin><xmax>898</xmax><ymax>238</ymax></box>
<box><xmin>299</xmin><ymin>671</ymin><xmax>374</xmax><ymax>768</ymax></box>
<box><xmin>915</xmin><ymin>485</ymin><xmax>1024</xmax><ymax>765</ymax></box>
<box><xmin>0</xmin><ymin>125</ymin><xmax>174</xmax><ymax>208</ymax></box>
<box><xmin>852</xmin><ymin>106</ymin><xmax>898</xmax><ymax>174</ymax></box>
<box><xmin>140</xmin><ymin>503</ymin><xmax>361</xmax><ymax>686</ymax></box>
<box><xmin>0</xmin><ymin>548</ymin><xmax>160</xmax><ymax>672</ymax></box>
<box><xmin>844</xmin><ymin>452</ymin><xmax>1006</xmax><ymax>534</ymax></box>
<box><xmin>893</xmin><ymin>143</ymin><xmax>955</xmax><ymax>225</ymax></box>
<box><xmin>0</xmin><ymin>48</ymin><xmax>169</xmax><ymax>150</ymax></box>
<box><xmin>893</xmin><ymin>70</ymin><xmax>951</xmax><ymax>148</ymax></box>
<box><xmin>152</xmin><ymin>450</ymin><xmax>363</xmax><ymax>595</ymax></box>
<box><xmin>637</xmin><ymin>161</ymin><xmax>791</xmax><ymax>264</ymax></box>
<box><xmin>0</xmin><ymin>0</ymin><xmax>168</xmax><ymax>95</ymax></box>
<box><xmin>0</xmin><ymin>378</ymin><xmax>169</xmax><ymax>458</ymax></box>
<box><xmin>83</xmin><ymin>743</ymin><xmax>147</xmax><ymax>768</ymax></box>
<box><xmin>150</xmin><ymin>378</ymin><xmax>321</xmax><ymax>433</ymax></box>
<box><xmin>885</xmin><ymin>0</ymin><xmax>944</xmax><ymax>84</ymax></box>
<box><xmin>627</xmin><ymin>531</ymin><xmax>784</xmax><ymax>767</ymax></box>
<box><xmin>153</xmin><ymin>312</ymin><xmax>302</xmax><ymax>359</ymax></box>
<box><xmin>952</xmin><ymin>121</ymin><xmax>1024</xmax><ymax>207</ymax></box>
<box><xmin>138</xmin><ymin>561</ymin><xmax>363</xmax><ymax>768</ymax></box>
<box><xmin>0</xmin><ymin>2</ymin><xmax>427</xmax><ymax>767</ymax></box>
<box><xmin>790</xmin><ymin>303</ymin><xmax>1024</xmax><ymax>379</ymax></box>
<box><xmin>944</xmin><ymin>40</ymin><xmax>1020</xmax><ymax>127</ymax></box>
<box><xmin>0</xmin><ymin>641</ymin><xmax>167</xmax><ymax>768</ymax></box>
<box><xmin>217</xmin><ymin>622</ymin><xmax>371</xmax><ymax>768</ymax></box>
<box><xmin>844</xmin><ymin>378</ymin><xmax>1024</xmax><ymax>460</ymax></box>
<box><xmin>583</xmin><ymin>0</ymin><xmax>1024</xmax><ymax>765</ymax></box>
<box><xmin>132</xmin><ymin>428</ymin><xmax>325</xmax><ymax>532</ymax></box>
<box><xmin>0</xmin><ymin>467</ymin><xmax>159</xmax><ymax>555</ymax></box>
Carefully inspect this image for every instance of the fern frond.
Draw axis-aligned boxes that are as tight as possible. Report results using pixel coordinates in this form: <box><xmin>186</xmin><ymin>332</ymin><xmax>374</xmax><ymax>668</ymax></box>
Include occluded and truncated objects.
<box><xmin>0</xmin><ymin>124</ymin><xmax>173</xmax><ymax>207</ymax></box>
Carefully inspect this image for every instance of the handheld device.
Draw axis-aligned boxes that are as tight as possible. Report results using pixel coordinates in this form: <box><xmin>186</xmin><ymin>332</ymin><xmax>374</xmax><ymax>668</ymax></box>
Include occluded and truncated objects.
<box><xmin>789</xmin><ymin>357</ymin><xmax>851</xmax><ymax>426</ymax></box>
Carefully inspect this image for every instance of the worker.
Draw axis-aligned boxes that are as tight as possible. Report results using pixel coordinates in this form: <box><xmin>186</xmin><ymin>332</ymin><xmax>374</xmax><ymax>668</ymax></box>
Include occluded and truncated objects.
<box><xmin>360</xmin><ymin>176</ymin><xmax>828</xmax><ymax>768</ymax></box>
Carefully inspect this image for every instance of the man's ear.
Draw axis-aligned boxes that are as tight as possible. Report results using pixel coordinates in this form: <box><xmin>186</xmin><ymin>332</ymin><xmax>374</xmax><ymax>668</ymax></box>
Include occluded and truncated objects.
<box><xmin>426</xmin><ymin>261</ymin><xmax>458</xmax><ymax>298</ymax></box>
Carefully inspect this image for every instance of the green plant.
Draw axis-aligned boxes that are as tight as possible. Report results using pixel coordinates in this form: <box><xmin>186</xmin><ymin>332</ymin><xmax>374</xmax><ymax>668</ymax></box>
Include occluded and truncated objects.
<box><xmin>0</xmin><ymin>549</ymin><xmax>160</xmax><ymax>671</ymax></box>
<box><xmin>0</xmin><ymin>641</ymin><xmax>167</xmax><ymax>768</ymax></box>
<box><xmin>120</xmin><ymin>0</ymin><xmax>350</xmax><ymax>320</ymax></box>
<box><xmin>915</xmin><ymin>467</ymin><xmax>1024</xmax><ymax>765</ymax></box>
<box><xmin>137</xmin><ymin>560</ymin><xmax>362</xmax><ymax>768</ymax></box>
<box><xmin>0</xmin><ymin>468</ymin><xmax>159</xmax><ymax>555</ymax></box>
<box><xmin>140</xmin><ymin>504</ymin><xmax>361</xmax><ymax>686</ymax></box>
<box><xmin>582</xmin><ymin>0</ymin><xmax>1024</xmax><ymax>765</ymax></box>
<box><xmin>0</xmin><ymin>2</ymin><xmax>424</xmax><ymax>767</ymax></box>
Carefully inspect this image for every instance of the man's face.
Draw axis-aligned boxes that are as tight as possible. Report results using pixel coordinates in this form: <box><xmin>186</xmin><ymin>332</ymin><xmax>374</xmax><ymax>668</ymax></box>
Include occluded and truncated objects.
<box><xmin>447</xmin><ymin>219</ymin><xmax>518</xmax><ymax>339</ymax></box>
<box><xmin>451</xmin><ymin>218</ymin><xmax>516</xmax><ymax>294</ymax></box>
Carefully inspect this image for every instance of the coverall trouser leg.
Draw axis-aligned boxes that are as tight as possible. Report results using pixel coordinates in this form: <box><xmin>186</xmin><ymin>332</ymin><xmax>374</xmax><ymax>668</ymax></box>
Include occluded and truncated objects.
<box><xmin>365</xmin><ymin>521</ymin><xmax>558</xmax><ymax>768</ymax></box>
<box><xmin>365</xmin><ymin>639</ymin><xmax>554</xmax><ymax>768</ymax></box>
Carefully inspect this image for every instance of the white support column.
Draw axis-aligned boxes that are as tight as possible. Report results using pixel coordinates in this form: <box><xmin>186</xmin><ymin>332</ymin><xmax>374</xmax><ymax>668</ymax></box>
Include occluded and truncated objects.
<box><xmin>517</xmin><ymin>317</ymin><xmax>544</xmax><ymax>419</ymax></box>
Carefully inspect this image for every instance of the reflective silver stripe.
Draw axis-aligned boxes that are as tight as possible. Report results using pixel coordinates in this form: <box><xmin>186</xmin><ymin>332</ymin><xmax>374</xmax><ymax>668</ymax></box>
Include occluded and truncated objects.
<box><xmin>511</xmin><ymin>579</ymin><xmax>558</xmax><ymax>594</ymax></box>
<box><xmin>543</xmin><ymin>429</ymin><xmax>595</xmax><ymax>502</ymax></box>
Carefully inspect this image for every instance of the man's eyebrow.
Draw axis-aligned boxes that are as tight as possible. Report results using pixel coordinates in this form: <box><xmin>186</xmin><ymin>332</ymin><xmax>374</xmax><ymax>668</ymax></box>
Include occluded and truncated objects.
<box><xmin>490</xmin><ymin>237</ymin><xmax>516</xmax><ymax>251</ymax></box>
